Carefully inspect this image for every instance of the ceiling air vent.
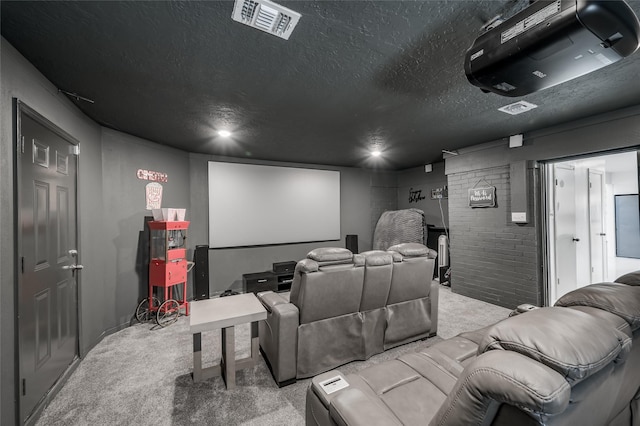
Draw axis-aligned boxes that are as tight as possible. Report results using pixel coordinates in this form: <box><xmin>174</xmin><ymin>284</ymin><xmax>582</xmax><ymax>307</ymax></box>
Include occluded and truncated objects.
<box><xmin>498</xmin><ymin>100</ymin><xmax>538</xmax><ymax>115</ymax></box>
<box><xmin>232</xmin><ymin>0</ymin><xmax>301</xmax><ymax>40</ymax></box>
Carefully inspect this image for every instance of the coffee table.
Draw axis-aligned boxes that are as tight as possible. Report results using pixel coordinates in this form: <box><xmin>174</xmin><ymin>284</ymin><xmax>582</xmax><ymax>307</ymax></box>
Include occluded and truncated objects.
<box><xmin>190</xmin><ymin>292</ymin><xmax>267</xmax><ymax>389</ymax></box>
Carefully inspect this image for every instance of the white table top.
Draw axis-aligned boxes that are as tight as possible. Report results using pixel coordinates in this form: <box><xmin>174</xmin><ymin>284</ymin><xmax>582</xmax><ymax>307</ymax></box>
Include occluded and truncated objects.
<box><xmin>190</xmin><ymin>292</ymin><xmax>267</xmax><ymax>334</ymax></box>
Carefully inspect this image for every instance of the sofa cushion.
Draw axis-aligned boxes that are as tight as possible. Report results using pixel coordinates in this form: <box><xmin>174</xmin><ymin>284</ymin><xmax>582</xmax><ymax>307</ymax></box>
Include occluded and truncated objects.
<box><xmin>555</xmin><ymin>283</ymin><xmax>640</xmax><ymax>331</ymax></box>
<box><xmin>308</xmin><ymin>247</ymin><xmax>353</xmax><ymax>263</ymax></box>
<box><xmin>362</xmin><ymin>251</ymin><xmax>393</xmax><ymax>267</ymax></box>
<box><xmin>353</xmin><ymin>253</ymin><xmax>365</xmax><ymax>267</ymax></box>
<box><xmin>479</xmin><ymin>307</ymin><xmax>631</xmax><ymax>382</ymax></box>
<box><xmin>388</xmin><ymin>243</ymin><xmax>431</xmax><ymax>258</ymax></box>
<box><xmin>614</xmin><ymin>270</ymin><xmax>640</xmax><ymax>286</ymax></box>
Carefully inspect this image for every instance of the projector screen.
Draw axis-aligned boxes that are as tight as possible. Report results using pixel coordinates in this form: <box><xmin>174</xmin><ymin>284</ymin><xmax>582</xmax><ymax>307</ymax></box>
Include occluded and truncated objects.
<box><xmin>208</xmin><ymin>162</ymin><xmax>341</xmax><ymax>248</ymax></box>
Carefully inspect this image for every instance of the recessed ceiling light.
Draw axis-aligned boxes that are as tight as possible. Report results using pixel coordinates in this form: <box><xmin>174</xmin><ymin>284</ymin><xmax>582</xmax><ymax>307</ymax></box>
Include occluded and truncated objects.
<box><xmin>371</xmin><ymin>150</ymin><xmax>382</xmax><ymax>157</ymax></box>
<box><xmin>498</xmin><ymin>101</ymin><xmax>538</xmax><ymax>115</ymax></box>
<box><xmin>218</xmin><ymin>130</ymin><xmax>232</xmax><ymax>137</ymax></box>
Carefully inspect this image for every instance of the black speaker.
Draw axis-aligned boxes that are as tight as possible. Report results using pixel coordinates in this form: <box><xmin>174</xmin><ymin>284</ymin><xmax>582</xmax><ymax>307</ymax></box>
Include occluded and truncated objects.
<box><xmin>345</xmin><ymin>234</ymin><xmax>358</xmax><ymax>254</ymax></box>
<box><xmin>273</xmin><ymin>261</ymin><xmax>296</xmax><ymax>274</ymax></box>
<box><xmin>194</xmin><ymin>245</ymin><xmax>210</xmax><ymax>300</ymax></box>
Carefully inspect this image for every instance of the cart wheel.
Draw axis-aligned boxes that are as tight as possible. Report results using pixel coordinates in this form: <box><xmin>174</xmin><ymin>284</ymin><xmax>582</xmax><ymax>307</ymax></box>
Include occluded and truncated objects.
<box><xmin>135</xmin><ymin>297</ymin><xmax>159</xmax><ymax>323</ymax></box>
<box><xmin>156</xmin><ymin>299</ymin><xmax>180</xmax><ymax>327</ymax></box>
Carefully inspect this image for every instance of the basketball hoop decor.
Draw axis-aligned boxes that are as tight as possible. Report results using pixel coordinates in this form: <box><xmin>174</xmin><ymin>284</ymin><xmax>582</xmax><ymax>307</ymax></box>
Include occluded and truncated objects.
<box><xmin>146</xmin><ymin>182</ymin><xmax>163</xmax><ymax>210</ymax></box>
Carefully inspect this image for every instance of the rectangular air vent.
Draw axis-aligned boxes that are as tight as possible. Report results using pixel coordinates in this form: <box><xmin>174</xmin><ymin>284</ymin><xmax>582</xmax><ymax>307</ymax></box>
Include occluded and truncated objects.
<box><xmin>498</xmin><ymin>100</ymin><xmax>538</xmax><ymax>115</ymax></box>
<box><xmin>232</xmin><ymin>0</ymin><xmax>301</xmax><ymax>40</ymax></box>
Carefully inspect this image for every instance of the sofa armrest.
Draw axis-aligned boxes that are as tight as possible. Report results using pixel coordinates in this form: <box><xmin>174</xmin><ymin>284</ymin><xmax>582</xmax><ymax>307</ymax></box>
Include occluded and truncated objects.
<box><xmin>257</xmin><ymin>294</ymin><xmax>299</xmax><ymax>385</ymax></box>
<box><xmin>310</xmin><ymin>371</ymin><xmax>351</xmax><ymax>407</ymax></box>
<box><xmin>433</xmin><ymin>350</ymin><xmax>570</xmax><ymax>425</ymax></box>
<box><xmin>257</xmin><ymin>290</ymin><xmax>289</xmax><ymax>312</ymax></box>
<box><xmin>330</xmin><ymin>388</ymin><xmax>403</xmax><ymax>426</ymax></box>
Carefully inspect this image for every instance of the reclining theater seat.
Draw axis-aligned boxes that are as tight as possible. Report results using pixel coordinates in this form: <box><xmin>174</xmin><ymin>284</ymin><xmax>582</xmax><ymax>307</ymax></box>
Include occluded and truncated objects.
<box><xmin>291</xmin><ymin>248</ymin><xmax>366</xmax><ymax>381</ymax></box>
<box><xmin>258</xmin><ymin>244</ymin><xmax>437</xmax><ymax>387</ymax></box>
<box><xmin>385</xmin><ymin>243</ymin><xmax>438</xmax><ymax>350</ymax></box>
<box><xmin>358</xmin><ymin>250</ymin><xmax>394</xmax><ymax>359</ymax></box>
<box><xmin>307</xmin><ymin>280</ymin><xmax>640</xmax><ymax>426</ymax></box>
<box><xmin>258</xmin><ymin>247</ymin><xmax>364</xmax><ymax>386</ymax></box>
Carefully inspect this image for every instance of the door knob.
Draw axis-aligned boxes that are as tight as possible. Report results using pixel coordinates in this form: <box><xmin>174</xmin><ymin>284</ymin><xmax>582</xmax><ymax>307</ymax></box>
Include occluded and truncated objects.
<box><xmin>63</xmin><ymin>264</ymin><xmax>84</xmax><ymax>270</ymax></box>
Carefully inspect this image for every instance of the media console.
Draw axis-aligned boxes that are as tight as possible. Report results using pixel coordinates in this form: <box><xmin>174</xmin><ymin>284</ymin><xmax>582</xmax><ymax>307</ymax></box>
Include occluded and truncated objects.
<box><xmin>243</xmin><ymin>270</ymin><xmax>294</xmax><ymax>294</ymax></box>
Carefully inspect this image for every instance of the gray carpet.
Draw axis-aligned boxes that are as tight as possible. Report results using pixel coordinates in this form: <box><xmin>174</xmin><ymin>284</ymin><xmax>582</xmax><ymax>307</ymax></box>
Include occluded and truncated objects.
<box><xmin>35</xmin><ymin>287</ymin><xmax>510</xmax><ymax>426</ymax></box>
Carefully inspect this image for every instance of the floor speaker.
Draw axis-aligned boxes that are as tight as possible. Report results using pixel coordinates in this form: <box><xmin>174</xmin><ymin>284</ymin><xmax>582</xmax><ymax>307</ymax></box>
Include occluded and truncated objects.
<box><xmin>345</xmin><ymin>234</ymin><xmax>359</xmax><ymax>254</ymax></box>
<box><xmin>194</xmin><ymin>245</ymin><xmax>210</xmax><ymax>300</ymax></box>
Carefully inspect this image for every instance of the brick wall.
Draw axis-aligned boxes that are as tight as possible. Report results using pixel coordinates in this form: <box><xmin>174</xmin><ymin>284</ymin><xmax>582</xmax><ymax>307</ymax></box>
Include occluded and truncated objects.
<box><xmin>447</xmin><ymin>165</ymin><xmax>541</xmax><ymax>309</ymax></box>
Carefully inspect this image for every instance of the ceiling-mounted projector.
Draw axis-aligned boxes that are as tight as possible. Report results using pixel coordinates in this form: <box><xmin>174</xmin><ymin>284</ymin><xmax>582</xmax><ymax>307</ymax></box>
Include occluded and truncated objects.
<box><xmin>464</xmin><ymin>0</ymin><xmax>640</xmax><ymax>97</ymax></box>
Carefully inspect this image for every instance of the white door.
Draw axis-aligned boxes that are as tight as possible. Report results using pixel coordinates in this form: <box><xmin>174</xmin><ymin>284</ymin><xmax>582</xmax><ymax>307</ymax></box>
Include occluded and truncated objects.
<box><xmin>554</xmin><ymin>165</ymin><xmax>578</xmax><ymax>300</ymax></box>
<box><xmin>588</xmin><ymin>170</ymin><xmax>606</xmax><ymax>283</ymax></box>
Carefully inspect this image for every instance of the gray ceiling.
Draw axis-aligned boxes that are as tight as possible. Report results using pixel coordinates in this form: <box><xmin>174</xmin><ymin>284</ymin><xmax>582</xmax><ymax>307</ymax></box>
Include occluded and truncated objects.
<box><xmin>2</xmin><ymin>0</ymin><xmax>640</xmax><ymax>170</ymax></box>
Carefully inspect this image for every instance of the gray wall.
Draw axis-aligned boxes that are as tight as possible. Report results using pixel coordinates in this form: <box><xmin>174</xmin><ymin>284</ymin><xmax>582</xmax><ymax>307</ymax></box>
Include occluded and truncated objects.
<box><xmin>1</xmin><ymin>38</ymin><xmax>105</xmax><ymax>425</ymax></box>
<box><xmin>444</xmin><ymin>106</ymin><xmax>640</xmax><ymax>308</ymax></box>
<box><xmin>100</xmin><ymin>129</ymin><xmax>191</xmax><ymax>328</ymax></box>
<box><xmin>188</xmin><ymin>153</ymin><xmax>395</xmax><ymax>295</ymax></box>
<box><xmin>397</xmin><ymin>161</ymin><xmax>449</xmax><ymax>229</ymax></box>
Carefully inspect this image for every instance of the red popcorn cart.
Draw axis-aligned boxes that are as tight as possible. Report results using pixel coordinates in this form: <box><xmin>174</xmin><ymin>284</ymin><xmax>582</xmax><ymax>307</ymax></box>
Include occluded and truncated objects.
<box><xmin>136</xmin><ymin>220</ymin><xmax>190</xmax><ymax>327</ymax></box>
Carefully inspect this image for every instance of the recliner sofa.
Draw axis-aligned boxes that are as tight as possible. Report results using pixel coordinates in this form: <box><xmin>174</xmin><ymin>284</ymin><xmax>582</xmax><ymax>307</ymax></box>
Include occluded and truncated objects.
<box><xmin>306</xmin><ymin>274</ymin><xmax>640</xmax><ymax>426</ymax></box>
<box><xmin>257</xmin><ymin>243</ymin><xmax>437</xmax><ymax>386</ymax></box>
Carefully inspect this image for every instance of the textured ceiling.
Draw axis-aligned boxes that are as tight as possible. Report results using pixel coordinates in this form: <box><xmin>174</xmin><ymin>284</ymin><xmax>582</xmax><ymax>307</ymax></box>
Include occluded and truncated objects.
<box><xmin>2</xmin><ymin>1</ymin><xmax>640</xmax><ymax>170</ymax></box>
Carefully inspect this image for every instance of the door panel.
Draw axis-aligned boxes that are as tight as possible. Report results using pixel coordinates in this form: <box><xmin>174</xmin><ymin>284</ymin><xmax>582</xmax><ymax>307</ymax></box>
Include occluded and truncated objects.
<box><xmin>589</xmin><ymin>171</ymin><xmax>605</xmax><ymax>283</ymax></box>
<box><xmin>19</xmin><ymin>110</ymin><xmax>78</xmax><ymax>422</ymax></box>
<box><xmin>554</xmin><ymin>165</ymin><xmax>578</xmax><ymax>300</ymax></box>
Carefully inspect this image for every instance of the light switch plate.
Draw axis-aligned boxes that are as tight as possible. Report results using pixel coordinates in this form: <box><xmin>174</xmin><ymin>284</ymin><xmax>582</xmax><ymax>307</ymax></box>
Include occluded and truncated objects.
<box><xmin>512</xmin><ymin>212</ymin><xmax>527</xmax><ymax>222</ymax></box>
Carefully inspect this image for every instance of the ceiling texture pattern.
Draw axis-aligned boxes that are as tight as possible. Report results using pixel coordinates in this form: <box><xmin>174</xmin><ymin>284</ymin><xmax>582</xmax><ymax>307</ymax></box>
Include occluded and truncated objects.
<box><xmin>2</xmin><ymin>0</ymin><xmax>640</xmax><ymax>169</ymax></box>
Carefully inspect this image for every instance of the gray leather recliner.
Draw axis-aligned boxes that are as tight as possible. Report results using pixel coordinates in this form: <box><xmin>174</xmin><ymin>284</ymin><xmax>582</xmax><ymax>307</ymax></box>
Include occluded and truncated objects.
<box><xmin>306</xmin><ymin>277</ymin><xmax>640</xmax><ymax>426</ymax></box>
<box><xmin>258</xmin><ymin>243</ymin><xmax>437</xmax><ymax>386</ymax></box>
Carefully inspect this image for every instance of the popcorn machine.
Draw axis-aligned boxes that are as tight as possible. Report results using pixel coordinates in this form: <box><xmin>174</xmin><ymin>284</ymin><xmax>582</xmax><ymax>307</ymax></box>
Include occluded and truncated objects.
<box><xmin>136</xmin><ymin>220</ymin><xmax>190</xmax><ymax>326</ymax></box>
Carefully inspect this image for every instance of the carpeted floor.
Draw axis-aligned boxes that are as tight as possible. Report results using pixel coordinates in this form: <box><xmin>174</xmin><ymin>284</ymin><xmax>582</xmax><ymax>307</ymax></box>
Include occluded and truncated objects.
<box><xmin>35</xmin><ymin>286</ymin><xmax>510</xmax><ymax>426</ymax></box>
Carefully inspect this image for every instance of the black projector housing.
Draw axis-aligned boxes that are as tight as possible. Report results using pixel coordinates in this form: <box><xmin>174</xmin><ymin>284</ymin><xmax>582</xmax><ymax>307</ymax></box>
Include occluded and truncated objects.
<box><xmin>465</xmin><ymin>0</ymin><xmax>640</xmax><ymax>97</ymax></box>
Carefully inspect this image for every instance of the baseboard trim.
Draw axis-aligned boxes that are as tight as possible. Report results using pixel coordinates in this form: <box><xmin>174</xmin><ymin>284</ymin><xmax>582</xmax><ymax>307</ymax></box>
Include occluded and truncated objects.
<box><xmin>23</xmin><ymin>356</ymin><xmax>81</xmax><ymax>426</ymax></box>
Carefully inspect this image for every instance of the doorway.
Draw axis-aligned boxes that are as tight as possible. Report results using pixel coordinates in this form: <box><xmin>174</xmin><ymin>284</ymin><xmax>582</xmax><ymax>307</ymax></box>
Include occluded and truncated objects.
<box><xmin>16</xmin><ymin>102</ymin><xmax>80</xmax><ymax>423</ymax></box>
<box><xmin>544</xmin><ymin>150</ymin><xmax>640</xmax><ymax>304</ymax></box>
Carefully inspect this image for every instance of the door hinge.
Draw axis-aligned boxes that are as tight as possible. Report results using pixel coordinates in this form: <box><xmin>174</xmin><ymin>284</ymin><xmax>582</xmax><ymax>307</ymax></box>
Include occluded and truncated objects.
<box><xmin>18</xmin><ymin>136</ymin><xmax>25</xmax><ymax>154</ymax></box>
<box><xmin>22</xmin><ymin>379</ymin><xmax>26</xmax><ymax>396</ymax></box>
<box><xmin>555</xmin><ymin>179</ymin><xmax>558</xmax><ymax>185</ymax></box>
<box><xmin>21</xmin><ymin>257</ymin><xmax>24</xmax><ymax>274</ymax></box>
<box><xmin>557</xmin><ymin>278</ymin><xmax>560</xmax><ymax>285</ymax></box>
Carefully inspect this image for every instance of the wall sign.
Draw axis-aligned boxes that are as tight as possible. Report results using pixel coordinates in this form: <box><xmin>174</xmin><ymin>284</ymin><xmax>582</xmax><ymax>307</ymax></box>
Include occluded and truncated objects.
<box><xmin>468</xmin><ymin>186</ymin><xmax>496</xmax><ymax>208</ymax></box>
<box><xmin>137</xmin><ymin>168</ymin><xmax>168</xmax><ymax>183</ymax></box>
<box><xmin>408</xmin><ymin>187</ymin><xmax>426</xmax><ymax>203</ymax></box>
<box><xmin>431</xmin><ymin>186</ymin><xmax>448</xmax><ymax>199</ymax></box>
<box><xmin>146</xmin><ymin>182</ymin><xmax>163</xmax><ymax>210</ymax></box>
